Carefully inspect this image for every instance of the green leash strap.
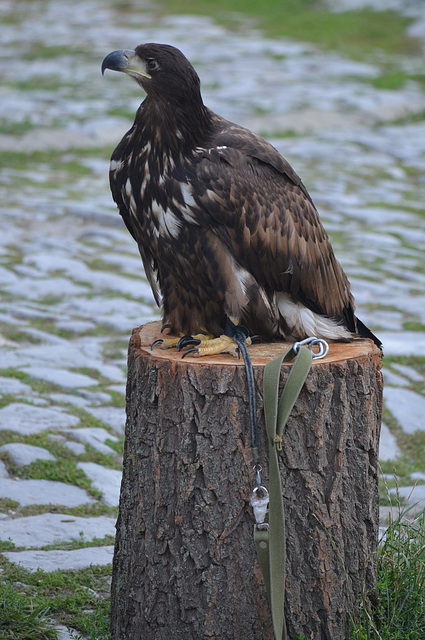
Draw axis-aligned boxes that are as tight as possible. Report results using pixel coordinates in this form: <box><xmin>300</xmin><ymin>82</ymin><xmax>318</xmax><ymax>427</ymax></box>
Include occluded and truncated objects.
<box><xmin>255</xmin><ymin>344</ymin><xmax>313</xmax><ymax>640</ymax></box>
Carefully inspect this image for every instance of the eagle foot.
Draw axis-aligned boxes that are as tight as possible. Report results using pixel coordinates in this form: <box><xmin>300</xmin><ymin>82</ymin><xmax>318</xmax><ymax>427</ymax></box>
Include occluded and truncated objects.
<box><xmin>179</xmin><ymin>318</ymin><xmax>252</xmax><ymax>358</ymax></box>
<box><xmin>152</xmin><ymin>319</ymin><xmax>252</xmax><ymax>358</ymax></box>
<box><xmin>182</xmin><ymin>334</ymin><xmax>252</xmax><ymax>358</ymax></box>
<box><xmin>151</xmin><ymin>331</ymin><xmax>214</xmax><ymax>352</ymax></box>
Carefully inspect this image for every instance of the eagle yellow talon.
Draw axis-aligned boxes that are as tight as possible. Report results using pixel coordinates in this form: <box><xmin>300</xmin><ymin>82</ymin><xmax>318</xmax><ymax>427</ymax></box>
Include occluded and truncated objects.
<box><xmin>177</xmin><ymin>332</ymin><xmax>215</xmax><ymax>350</ymax></box>
<box><xmin>191</xmin><ymin>332</ymin><xmax>215</xmax><ymax>342</ymax></box>
<box><xmin>152</xmin><ymin>322</ymin><xmax>252</xmax><ymax>357</ymax></box>
<box><xmin>151</xmin><ymin>332</ymin><xmax>185</xmax><ymax>350</ymax></box>
<box><xmin>190</xmin><ymin>334</ymin><xmax>251</xmax><ymax>357</ymax></box>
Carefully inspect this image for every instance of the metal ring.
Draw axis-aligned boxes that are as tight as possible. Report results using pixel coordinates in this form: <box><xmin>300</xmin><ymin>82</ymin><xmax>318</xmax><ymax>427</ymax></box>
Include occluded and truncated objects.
<box><xmin>252</xmin><ymin>485</ymin><xmax>269</xmax><ymax>499</ymax></box>
<box><xmin>310</xmin><ymin>338</ymin><xmax>329</xmax><ymax>359</ymax></box>
<box><xmin>293</xmin><ymin>336</ymin><xmax>329</xmax><ymax>359</ymax></box>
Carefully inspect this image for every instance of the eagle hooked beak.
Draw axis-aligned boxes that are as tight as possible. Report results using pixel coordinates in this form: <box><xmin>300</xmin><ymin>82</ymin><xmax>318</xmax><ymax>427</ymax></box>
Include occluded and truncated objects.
<box><xmin>101</xmin><ymin>49</ymin><xmax>152</xmax><ymax>80</ymax></box>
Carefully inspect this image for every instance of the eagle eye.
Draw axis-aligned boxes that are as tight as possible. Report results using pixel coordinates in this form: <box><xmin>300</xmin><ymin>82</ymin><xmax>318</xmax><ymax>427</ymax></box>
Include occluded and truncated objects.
<box><xmin>147</xmin><ymin>59</ymin><xmax>158</xmax><ymax>71</ymax></box>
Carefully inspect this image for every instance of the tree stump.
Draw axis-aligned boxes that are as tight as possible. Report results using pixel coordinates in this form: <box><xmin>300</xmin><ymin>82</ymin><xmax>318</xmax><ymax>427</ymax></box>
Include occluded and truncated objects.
<box><xmin>111</xmin><ymin>321</ymin><xmax>383</xmax><ymax>640</ymax></box>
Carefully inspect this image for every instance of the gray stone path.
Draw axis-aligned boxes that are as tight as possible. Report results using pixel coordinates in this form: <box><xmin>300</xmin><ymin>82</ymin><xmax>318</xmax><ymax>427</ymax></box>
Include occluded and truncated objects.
<box><xmin>0</xmin><ymin>514</ymin><xmax>115</xmax><ymax>548</ymax></box>
<box><xmin>0</xmin><ymin>0</ymin><xmax>425</xmax><ymax>620</ymax></box>
<box><xmin>4</xmin><ymin>546</ymin><xmax>115</xmax><ymax>573</ymax></box>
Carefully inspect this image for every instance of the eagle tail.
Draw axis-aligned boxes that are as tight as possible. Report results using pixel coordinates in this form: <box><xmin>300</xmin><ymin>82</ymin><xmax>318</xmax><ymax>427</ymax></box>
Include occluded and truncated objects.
<box><xmin>356</xmin><ymin>317</ymin><xmax>382</xmax><ymax>351</ymax></box>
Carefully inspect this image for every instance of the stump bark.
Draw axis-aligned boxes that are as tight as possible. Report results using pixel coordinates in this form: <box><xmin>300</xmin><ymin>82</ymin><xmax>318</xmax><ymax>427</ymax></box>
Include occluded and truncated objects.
<box><xmin>111</xmin><ymin>321</ymin><xmax>383</xmax><ymax>640</ymax></box>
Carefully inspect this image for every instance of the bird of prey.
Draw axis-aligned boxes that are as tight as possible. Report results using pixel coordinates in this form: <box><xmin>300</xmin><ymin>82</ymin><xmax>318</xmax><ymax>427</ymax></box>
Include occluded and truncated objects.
<box><xmin>102</xmin><ymin>43</ymin><xmax>381</xmax><ymax>355</ymax></box>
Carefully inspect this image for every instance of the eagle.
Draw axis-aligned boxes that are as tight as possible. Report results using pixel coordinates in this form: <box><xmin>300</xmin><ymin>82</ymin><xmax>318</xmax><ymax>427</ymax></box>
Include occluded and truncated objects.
<box><xmin>102</xmin><ymin>43</ymin><xmax>381</xmax><ymax>355</ymax></box>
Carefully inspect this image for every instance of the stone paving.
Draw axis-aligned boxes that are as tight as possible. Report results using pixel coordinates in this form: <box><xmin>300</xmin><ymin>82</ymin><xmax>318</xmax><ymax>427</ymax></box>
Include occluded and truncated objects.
<box><xmin>1</xmin><ymin>0</ymin><xmax>425</xmax><ymax>635</ymax></box>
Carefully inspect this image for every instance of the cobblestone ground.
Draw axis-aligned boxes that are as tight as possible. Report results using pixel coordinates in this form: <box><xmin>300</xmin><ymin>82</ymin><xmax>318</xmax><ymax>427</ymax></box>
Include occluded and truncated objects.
<box><xmin>1</xmin><ymin>0</ymin><xmax>425</xmax><ymax>636</ymax></box>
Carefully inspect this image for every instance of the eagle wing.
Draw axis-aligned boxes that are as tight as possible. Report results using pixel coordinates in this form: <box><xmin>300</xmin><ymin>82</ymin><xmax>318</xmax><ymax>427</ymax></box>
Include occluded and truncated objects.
<box><xmin>108</xmin><ymin>129</ymin><xmax>162</xmax><ymax>306</ymax></box>
<box><xmin>193</xmin><ymin>117</ymin><xmax>355</xmax><ymax>329</ymax></box>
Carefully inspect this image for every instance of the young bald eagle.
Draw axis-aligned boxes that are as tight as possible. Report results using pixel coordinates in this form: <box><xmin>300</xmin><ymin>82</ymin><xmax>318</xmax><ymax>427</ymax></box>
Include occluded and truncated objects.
<box><xmin>102</xmin><ymin>43</ymin><xmax>380</xmax><ymax>352</ymax></box>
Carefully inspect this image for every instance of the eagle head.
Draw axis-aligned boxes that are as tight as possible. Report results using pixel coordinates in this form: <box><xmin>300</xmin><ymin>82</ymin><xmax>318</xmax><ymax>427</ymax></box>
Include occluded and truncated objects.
<box><xmin>101</xmin><ymin>43</ymin><xmax>202</xmax><ymax>107</ymax></box>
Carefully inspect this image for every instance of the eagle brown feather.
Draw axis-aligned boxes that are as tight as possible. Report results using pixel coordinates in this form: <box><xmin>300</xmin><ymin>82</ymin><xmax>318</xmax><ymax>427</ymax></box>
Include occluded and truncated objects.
<box><xmin>102</xmin><ymin>43</ymin><xmax>381</xmax><ymax>347</ymax></box>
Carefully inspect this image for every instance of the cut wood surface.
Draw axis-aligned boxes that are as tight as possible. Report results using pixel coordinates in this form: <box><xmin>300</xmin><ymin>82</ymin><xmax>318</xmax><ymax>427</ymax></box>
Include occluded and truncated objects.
<box><xmin>111</xmin><ymin>321</ymin><xmax>383</xmax><ymax>640</ymax></box>
<box><xmin>137</xmin><ymin>320</ymin><xmax>378</xmax><ymax>366</ymax></box>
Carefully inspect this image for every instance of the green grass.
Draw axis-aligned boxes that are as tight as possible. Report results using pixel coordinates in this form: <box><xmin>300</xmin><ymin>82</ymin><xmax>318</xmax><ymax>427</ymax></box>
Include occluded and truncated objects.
<box><xmin>0</xmin><ymin>582</ymin><xmax>58</xmax><ymax>640</ymax></box>
<box><xmin>157</xmin><ymin>0</ymin><xmax>422</xmax><ymax>59</ymax></box>
<box><xmin>403</xmin><ymin>320</ymin><xmax>425</xmax><ymax>332</ymax></box>
<box><xmin>0</xmin><ymin>533</ymin><xmax>115</xmax><ymax>554</ymax></box>
<box><xmin>21</xmin><ymin>44</ymin><xmax>87</xmax><ymax>60</ymax></box>
<box><xmin>15</xmin><ymin>502</ymin><xmax>118</xmax><ymax>519</ymax></box>
<box><xmin>369</xmin><ymin>70</ymin><xmax>425</xmax><ymax>92</ymax></box>
<box><xmin>0</xmin><ymin>148</ymin><xmax>111</xmax><ymax>169</ymax></box>
<box><xmin>0</xmin><ymin>560</ymin><xmax>112</xmax><ymax>640</ymax></box>
<box><xmin>0</xmin><ymin>430</ymin><xmax>68</xmax><ymax>456</ymax></box>
<box><xmin>0</xmin><ymin>497</ymin><xmax>19</xmax><ymax>514</ymax></box>
<box><xmin>104</xmin><ymin>436</ymin><xmax>125</xmax><ymax>457</ymax></box>
<box><xmin>0</xmin><ymin>323</ymin><xmax>40</xmax><ymax>346</ymax></box>
<box><xmin>77</xmin><ymin>444</ymin><xmax>123</xmax><ymax>470</ymax></box>
<box><xmin>13</xmin><ymin>78</ymin><xmax>71</xmax><ymax>92</ymax></box>
<box><xmin>352</xmin><ymin>503</ymin><xmax>425</xmax><ymax>639</ymax></box>
<box><xmin>105</xmin><ymin>389</ymin><xmax>126</xmax><ymax>409</ymax></box>
<box><xmin>41</xmin><ymin>534</ymin><xmax>115</xmax><ymax>553</ymax></box>
<box><xmin>68</xmin><ymin>602</ymin><xmax>111</xmax><ymax>640</ymax></box>
<box><xmin>0</xmin><ymin>119</ymin><xmax>37</xmax><ymax>136</ymax></box>
<box><xmin>9</xmin><ymin>459</ymin><xmax>101</xmax><ymax>497</ymax></box>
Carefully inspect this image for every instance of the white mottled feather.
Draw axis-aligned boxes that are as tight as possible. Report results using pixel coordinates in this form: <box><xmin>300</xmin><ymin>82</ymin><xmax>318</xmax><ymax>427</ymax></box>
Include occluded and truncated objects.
<box><xmin>110</xmin><ymin>159</ymin><xmax>124</xmax><ymax>172</ymax></box>
<box><xmin>275</xmin><ymin>292</ymin><xmax>351</xmax><ymax>340</ymax></box>
<box><xmin>124</xmin><ymin>178</ymin><xmax>132</xmax><ymax>198</ymax></box>
<box><xmin>179</xmin><ymin>183</ymin><xmax>200</xmax><ymax>224</ymax></box>
<box><xmin>151</xmin><ymin>201</ymin><xmax>181</xmax><ymax>239</ymax></box>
